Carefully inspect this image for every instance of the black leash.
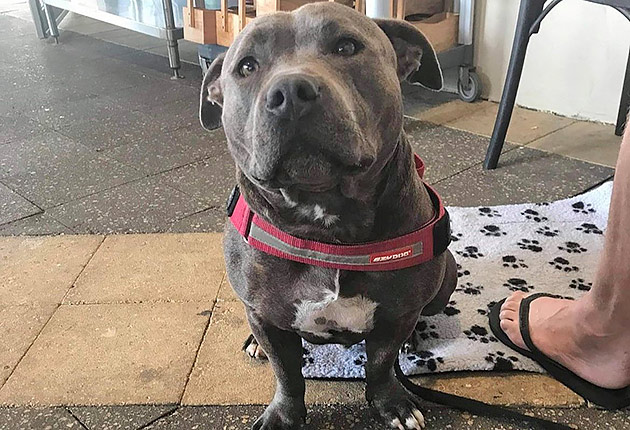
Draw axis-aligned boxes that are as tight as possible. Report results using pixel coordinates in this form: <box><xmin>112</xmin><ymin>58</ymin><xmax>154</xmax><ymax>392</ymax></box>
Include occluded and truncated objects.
<box><xmin>394</xmin><ymin>358</ymin><xmax>572</xmax><ymax>430</ymax></box>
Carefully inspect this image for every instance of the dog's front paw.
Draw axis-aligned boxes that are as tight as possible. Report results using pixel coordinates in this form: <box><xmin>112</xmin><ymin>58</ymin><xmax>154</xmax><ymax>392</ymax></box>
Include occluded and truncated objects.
<box><xmin>243</xmin><ymin>333</ymin><xmax>268</xmax><ymax>360</ymax></box>
<box><xmin>368</xmin><ymin>383</ymin><xmax>425</xmax><ymax>429</ymax></box>
<box><xmin>252</xmin><ymin>397</ymin><xmax>306</xmax><ymax>430</ymax></box>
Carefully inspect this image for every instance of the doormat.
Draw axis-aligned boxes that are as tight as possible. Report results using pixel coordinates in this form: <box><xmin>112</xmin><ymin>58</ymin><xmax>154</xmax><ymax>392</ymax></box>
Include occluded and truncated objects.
<box><xmin>301</xmin><ymin>181</ymin><xmax>613</xmax><ymax>378</ymax></box>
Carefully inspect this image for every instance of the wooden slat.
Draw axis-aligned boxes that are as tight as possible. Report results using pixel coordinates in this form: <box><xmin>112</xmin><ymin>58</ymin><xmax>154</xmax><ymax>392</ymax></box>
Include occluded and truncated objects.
<box><xmin>396</xmin><ymin>0</ymin><xmax>404</xmax><ymax>19</ymax></box>
<box><xmin>221</xmin><ymin>0</ymin><xmax>228</xmax><ymax>30</ymax></box>
<box><xmin>186</xmin><ymin>0</ymin><xmax>195</xmax><ymax>27</ymax></box>
<box><xmin>238</xmin><ymin>0</ymin><xmax>246</xmax><ymax>29</ymax></box>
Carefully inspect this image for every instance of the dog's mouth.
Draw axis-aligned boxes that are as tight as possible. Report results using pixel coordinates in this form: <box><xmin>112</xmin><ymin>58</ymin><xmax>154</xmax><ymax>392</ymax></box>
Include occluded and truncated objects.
<box><xmin>250</xmin><ymin>140</ymin><xmax>374</xmax><ymax>193</ymax></box>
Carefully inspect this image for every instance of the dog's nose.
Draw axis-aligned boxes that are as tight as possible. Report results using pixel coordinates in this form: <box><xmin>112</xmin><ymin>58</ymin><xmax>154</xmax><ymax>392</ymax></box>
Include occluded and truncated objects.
<box><xmin>265</xmin><ymin>76</ymin><xmax>320</xmax><ymax>120</ymax></box>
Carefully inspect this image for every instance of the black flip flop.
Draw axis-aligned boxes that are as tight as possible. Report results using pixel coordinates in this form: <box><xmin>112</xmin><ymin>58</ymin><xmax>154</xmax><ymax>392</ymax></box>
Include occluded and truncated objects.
<box><xmin>489</xmin><ymin>292</ymin><xmax>630</xmax><ymax>410</ymax></box>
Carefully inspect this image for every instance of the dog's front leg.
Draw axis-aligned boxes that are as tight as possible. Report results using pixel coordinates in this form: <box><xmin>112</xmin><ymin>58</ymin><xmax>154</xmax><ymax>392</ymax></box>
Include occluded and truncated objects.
<box><xmin>246</xmin><ymin>308</ymin><xmax>306</xmax><ymax>430</ymax></box>
<box><xmin>365</xmin><ymin>315</ymin><xmax>425</xmax><ymax>430</ymax></box>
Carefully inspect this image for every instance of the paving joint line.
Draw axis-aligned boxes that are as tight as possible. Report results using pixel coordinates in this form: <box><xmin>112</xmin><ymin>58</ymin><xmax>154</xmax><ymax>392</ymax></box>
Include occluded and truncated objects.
<box><xmin>178</xmin><ymin>272</ymin><xmax>226</xmax><ymax>405</ymax></box>
<box><xmin>65</xmin><ymin>406</ymin><xmax>91</xmax><ymax>430</ymax></box>
<box><xmin>137</xmin><ymin>405</ymin><xmax>180</xmax><ymax>429</ymax></box>
<box><xmin>0</xmin><ymin>236</ymin><xmax>105</xmax><ymax>394</ymax></box>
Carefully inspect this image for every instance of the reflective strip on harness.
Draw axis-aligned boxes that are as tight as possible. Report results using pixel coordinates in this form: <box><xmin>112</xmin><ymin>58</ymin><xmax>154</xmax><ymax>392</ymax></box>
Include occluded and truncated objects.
<box><xmin>227</xmin><ymin>154</ymin><xmax>451</xmax><ymax>272</ymax></box>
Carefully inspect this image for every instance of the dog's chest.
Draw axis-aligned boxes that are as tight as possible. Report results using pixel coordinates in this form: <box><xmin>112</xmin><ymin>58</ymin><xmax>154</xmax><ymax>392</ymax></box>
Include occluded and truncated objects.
<box><xmin>291</xmin><ymin>271</ymin><xmax>378</xmax><ymax>339</ymax></box>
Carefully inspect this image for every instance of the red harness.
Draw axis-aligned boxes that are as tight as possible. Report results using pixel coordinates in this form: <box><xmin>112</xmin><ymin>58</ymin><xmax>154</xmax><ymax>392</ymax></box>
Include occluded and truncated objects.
<box><xmin>227</xmin><ymin>154</ymin><xmax>451</xmax><ymax>271</ymax></box>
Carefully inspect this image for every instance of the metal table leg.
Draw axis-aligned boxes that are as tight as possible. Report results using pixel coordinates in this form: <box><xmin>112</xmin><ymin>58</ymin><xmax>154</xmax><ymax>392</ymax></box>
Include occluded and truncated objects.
<box><xmin>615</xmin><ymin>46</ymin><xmax>630</xmax><ymax>137</ymax></box>
<box><xmin>42</xmin><ymin>1</ymin><xmax>60</xmax><ymax>43</ymax></box>
<box><xmin>162</xmin><ymin>0</ymin><xmax>183</xmax><ymax>79</ymax></box>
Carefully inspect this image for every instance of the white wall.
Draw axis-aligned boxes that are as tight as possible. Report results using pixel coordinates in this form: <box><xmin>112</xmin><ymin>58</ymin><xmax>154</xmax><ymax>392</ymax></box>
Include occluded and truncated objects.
<box><xmin>474</xmin><ymin>0</ymin><xmax>630</xmax><ymax>123</ymax></box>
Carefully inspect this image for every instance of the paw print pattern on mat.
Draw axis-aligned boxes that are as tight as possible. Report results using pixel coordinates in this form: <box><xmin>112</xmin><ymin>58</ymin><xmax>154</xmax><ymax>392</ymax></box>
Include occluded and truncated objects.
<box><xmin>451</xmin><ymin>232</ymin><xmax>463</xmax><ymax>242</ymax></box>
<box><xmin>536</xmin><ymin>226</ymin><xmax>560</xmax><ymax>237</ymax></box>
<box><xmin>576</xmin><ymin>223</ymin><xmax>603</xmax><ymax>235</ymax></box>
<box><xmin>456</xmin><ymin>282</ymin><xmax>483</xmax><ymax>295</ymax></box>
<box><xmin>464</xmin><ymin>325</ymin><xmax>497</xmax><ymax>343</ymax></box>
<box><xmin>569</xmin><ymin>278</ymin><xmax>592</xmax><ymax>291</ymax></box>
<box><xmin>572</xmin><ymin>201</ymin><xmax>596</xmax><ymax>214</ymax></box>
<box><xmin>549</xmin><ymin>257</ymin><xmax>579</xmax><ymax>272</ymax></box>
<box><xmin>503</xmin><ymin>278</ymin><xmax>534</xmax><ymax>292</ymax></box>
<box><xmin>353</xmin><ymin>354</ymin><xmax>366</xmax><ymax>366</ymax></box>
<box><xmin>457</xmin><ymin>263</ymin><xmax>471</xmax><ymax>278</ymax></box>
<box><xmin>477</xmin><ymin>301</ymin><xmax>498</xmax><ymax>316</ymax></box>
<box><xmin>485</xmin><ymin>351</ymin><xmax>519</xmax><ymax>371</ymax></box>
<box><xmin>558</xmin><ymin>241</ymin><xmax>587</xmax><ymax>254</ymax></box>
<box><xmin>407</xmin><ymin>350</ymin><xmax>444</xmax><ymax>372</ymax></box>
<box><xmin>302</xmin><ymin>347</ymin><xmax>314</xmax><ymax>366</ymax></box>
<box><xmin>414</xmin><ymin>320</ymin><xmax>440</xmax><ymax>340</ymax></box>
<box><xmin>457</xmin><ymin>246</ymin><xmax>484</xmax><ymax>259</ymax></box>
<box><xmin>521</xmin><ymin>209</ymin><xmax>548</xmax><ymax>222</ymax></box>
<box><xmin>443</xmin><ymin>300</ymin><xmax>461</xmax><ymax>316</ymax></box>
<box><xmin>480</xmin><ymin>225</ymin><xmax>507</xmax><ymax>237</ymax></box>
<box><xmin>502</xmin><ymin>255</ymin><xmax>528</xmax><ymax>269</ymax></box>
<box><xmin>517</xmin><ymin>239</ymin><xmax>543</xmax><ymax>253</ymax></box>
<box><xmin>478</xmin><ymin>207</ymin><xmax>501</xmax><ymax>218</ymax></box>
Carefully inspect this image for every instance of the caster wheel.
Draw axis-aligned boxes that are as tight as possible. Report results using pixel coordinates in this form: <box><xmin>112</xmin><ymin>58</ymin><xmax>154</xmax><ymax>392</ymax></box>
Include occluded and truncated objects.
<box><xmin>458</xmin><ymin>71</ymin><xmax>482</xmax><ymax>103</ymax></box>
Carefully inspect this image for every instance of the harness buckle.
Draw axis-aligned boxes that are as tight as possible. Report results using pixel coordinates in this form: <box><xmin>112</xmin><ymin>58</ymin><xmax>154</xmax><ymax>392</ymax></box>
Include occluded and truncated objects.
<box><xmin>226</xmin><ymin>186</ymin><xmax>240</xmax><ymax>217</ymax></box>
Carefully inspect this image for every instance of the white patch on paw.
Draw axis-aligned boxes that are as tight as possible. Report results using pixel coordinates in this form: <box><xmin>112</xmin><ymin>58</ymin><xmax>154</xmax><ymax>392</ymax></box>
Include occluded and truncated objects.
<box><xmin>391</xmin><ymin>418</ymin><xmax>404</xmax><ymax>430</ymax></box>
<box><xmin>412</xmin><ymin>409</ymin><xmax>425</xmax><ymax>428</ymax></box>
<box><xmin>292</xmin><ymin>271</ymin><xmax>378</xmax><ymax>338</ymax></box>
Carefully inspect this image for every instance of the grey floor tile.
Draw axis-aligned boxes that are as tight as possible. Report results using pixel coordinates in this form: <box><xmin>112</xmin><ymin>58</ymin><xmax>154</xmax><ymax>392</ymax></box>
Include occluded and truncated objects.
<box><xmin>402</xmin><ymin>81</ymin><xmax>458</xmax><ymax>118</ymax></box>
<box><xmin>0</xmin><ymin>14</ymin><xmax>33</xmax><ymax>39</ymax></box>
<box><xmin>59</xmin><ymin>14</ymin><xmax>120</xmax><ymax>35</ymax></box>
<box><xmin>0</xmin><ymin>407</ymin><xmax>83</xmax><ymax>430</ymax></box>
<box><xmin>46</xmin><ymin>176</ymin><xmax>210</xmax><ymax>234</ymax></box>
<box><xmin>168</xmin><ymin>207</ymin><xmax>226</xmax><ymax>233</ymax></box>
<box><xmin>145</xmin><ymin>404</ymin><xmax>626</xmax><ymax>430</ymax></box>
<box><xmin>0</xmin><ymin>182</ymin><xmax>41</xmax><ymax>225</ymax></box>
<box><xmin>435</xmin><ymin>146</ymin><xmax>615</xmax><ymax>207</ymax></box>
<box><xmin>0</xmin><ymin>131</ymin><xmax>88</xmax><ymax>179</ymax></box>
<box><xmin>90</xmin><ymin>28</ymin><xmax>165</xmax><ymax>51</ymax></box>
<box><xmin>403</xmin><ymin>119</ymin><xmax>518</xmax><ymax>184</ymax></box>
<box><xmin>69</xmin><ymin>405</ymin><xmax>177</xmax><ymax>430</ymax></box>
<box><xmin>103</xmin><ymin>82</ymin><xmax>198</xmax><ymax>114</ymax></box>
<box><xmin>106</xmin><ymin>126</ymin><xmax>228</xmax><ymax>175</ymax></box>
<box><xmin>27</xmin><ymin>97</ymin><xmax>134</xmax><ymax>130</ymax></box>
<box><xmin>144</xmin><ymin>96</ymin><xmax>200</xmax><ymax>133</ymax></box>
<box><xmin>0</xmin><ymin>112</ymin><xmax>50</xmax><ymax>146</ymax></box>
<box><xmin>0</xmin><ymin>212</ymin><xmax>73</xmax><ymax>236</ymax></box>
<box><xmin>156</xmin><ymin>154</ymin><xmax>235</xmax><ymax>208</ymax></box>
<box><xmin>2</xmin><ymin>148</ymin><xmax>142</xmax><ymax>208</ymax></box>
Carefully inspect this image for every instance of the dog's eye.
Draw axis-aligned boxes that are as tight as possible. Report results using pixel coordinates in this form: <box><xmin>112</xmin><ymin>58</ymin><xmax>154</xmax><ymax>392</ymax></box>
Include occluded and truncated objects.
<box><xmin>238</xmin><ymin>57</ymin><xmax>259</xmax><ymax>77</ymax></box>
<box><xmin>335</xmin><ymin>39</ymin><xmax>357</xmax><ymax>56</ymax></box>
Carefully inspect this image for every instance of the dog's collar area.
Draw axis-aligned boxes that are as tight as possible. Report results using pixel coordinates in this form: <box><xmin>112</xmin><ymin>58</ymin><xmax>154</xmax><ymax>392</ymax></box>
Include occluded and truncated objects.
<box><xmin>227</xmin><ymin>154</ymin><xmax>451</xmax><ymax>271</ymax></box>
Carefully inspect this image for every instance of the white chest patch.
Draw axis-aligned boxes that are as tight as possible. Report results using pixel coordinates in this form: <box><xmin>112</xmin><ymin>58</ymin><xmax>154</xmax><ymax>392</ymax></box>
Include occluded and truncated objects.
<box><xmin>292</xmin><ymin>271</ymin><xmax>378</xmax><ymax>338</ymax></box>
<box><xmin>297</xmin><ymin>204</ymin><xmax>340</xmax><ymax>227</ymax></box>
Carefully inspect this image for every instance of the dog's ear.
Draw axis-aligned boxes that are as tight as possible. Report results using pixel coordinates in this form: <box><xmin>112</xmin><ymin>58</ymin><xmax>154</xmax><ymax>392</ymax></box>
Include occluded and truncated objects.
<box><xmin>199</xmin><ymin>53</ymin><xmax>225</xmax><ymax>131</ymax></box>
<box><xmin>374</xmin><ymin>19</ymin><xmax>443</xmax><ymax>91</ymax></box>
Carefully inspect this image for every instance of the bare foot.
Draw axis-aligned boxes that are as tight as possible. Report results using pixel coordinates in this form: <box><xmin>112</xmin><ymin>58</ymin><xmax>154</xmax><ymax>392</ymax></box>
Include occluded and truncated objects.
<box><xmin>499</xmin><ymin>291</ymin><xmax>630</xmax><ymax>390</ymax></box>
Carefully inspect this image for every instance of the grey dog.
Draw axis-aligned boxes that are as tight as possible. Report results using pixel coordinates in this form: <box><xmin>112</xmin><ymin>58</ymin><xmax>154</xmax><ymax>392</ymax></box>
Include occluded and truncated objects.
<box><xmin>199</xmin><ymin>3</ymin><xmax>458</xmax><ymax>429</ymax></box>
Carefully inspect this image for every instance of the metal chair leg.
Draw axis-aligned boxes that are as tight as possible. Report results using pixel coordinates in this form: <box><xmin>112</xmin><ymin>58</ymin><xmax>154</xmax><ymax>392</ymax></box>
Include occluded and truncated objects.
<box><xmin>483</xmin><ymin>0</ymin><xmax>547</xmax><ymax>170</ymax></box>
<box><xmin>616</xmin><ymin>47</ymin><xmax>630</xmax><ymax>137</ymax></box>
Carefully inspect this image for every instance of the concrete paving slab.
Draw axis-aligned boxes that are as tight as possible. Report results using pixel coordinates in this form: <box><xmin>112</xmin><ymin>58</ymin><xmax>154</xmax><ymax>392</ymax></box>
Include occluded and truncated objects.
<box><xmin>0</xmin><ymin>111</ymin><xmax>50</xmax><ymax>146</ymax></box>
<box><xmin>0</xmin><ymin>213</ymin><xmax>73</xmax><ymax>236</ymax></box>
<box><xmin>2</xmin><ymin>150</ymin><xmax>142</xmax><ymax>208</ymax></box>
<box><xmin>90</xmin><ymin>29</ymin><xmax>165</xmax><ymax>51</ymax></box>
<box><xmin>59</xmin><ymin>13</ymin><xmax>121</xmax><ymax>35</ymax></box>
<box><xmin>145</xmin><ymin>404</ymin><xmax>630</xmax><ymax>430</ymax></box>
<box><xmin>106</xmin><ymin>126</ymin><xmax>227</xmax><ymax>176</ymax></box>
<box><xmin>528</xmin><ymin>121</ymin><xmax>622</xmax><ymax>168</ymax></box>
<box><xmin>416</xmin><ymin>100</ymin><xmax>493</xmax><ymax>125</ymax></box>
<box><xmin>66</xmin><ymin>233</ymin><xmax>224</xmax><ymax>304</ymax></box>
<box><xmin>402</xmin><ymin>82</ymin><xmax>459</xmax><ymax>118</ymax></box>
<box><xmin>0</xmin><ymin>131</ymin><xmax>87</xmax><ymax>179</ymax></box>
<box><xmin>103</xmin><ymin>82</ymin><xmax>198</xmax><ymax>115</ymax></box>
<box><xmin>0</xmin><ymin>406</ymin><xmax>83</xmax><ymax>430</ymax></box>
<box><xmin>45</xmin><ymin>177</ymin><xmax>210</xmax><ymax>234</ymax></box>
<box><xmin>0</xmin><ymin>235</ymin><xmax>103</xmax><ymax>305</ymax></box>
<box><xmin>69</xmin><ymin>404</ymin><xmax>177</xmax><ymax>430</ymax></box>
<box><xmin>0</xmin><ymin>304</ymin><xmax>57</xmax><ymax>387</ymax></box>
<box><xmin>0</xmin><ymin>183</ymin><xmax>40</xmax><ymax>225</ymax></box>
<box><xmin>0</xmin><ymin>302</ymin><xmax>211</xmax><ymax>406</ymax></box>
<box><xmin>167</xmin><ymin>208</ymin><xmax>226</xmax><ymax>233</ymax></box>
<box><xmin>435</xmin><ymin>146</ymin><xmax>614</xmax><ymax>207</ymax></box>
<box><xmin>157</xmin><ymin>156</ymin><xmax>236</xmax><ymax>208</ymax></box>
<box><xmin>447</xmin><ymin>103</ymin><xmax>576</xmax><ymax>145</ymax></box>
<box><xmin>404</xmin><ymin>119</ymin><xmax>518</xmax><ymax>184</ymax></box>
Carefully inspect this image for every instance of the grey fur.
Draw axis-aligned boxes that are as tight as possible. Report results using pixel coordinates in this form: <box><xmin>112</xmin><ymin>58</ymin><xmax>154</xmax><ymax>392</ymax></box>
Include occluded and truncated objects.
<box><xmin>200</xmin><ymin>4</ymin><xmax>456</xmax><ymax>429</ymax></box>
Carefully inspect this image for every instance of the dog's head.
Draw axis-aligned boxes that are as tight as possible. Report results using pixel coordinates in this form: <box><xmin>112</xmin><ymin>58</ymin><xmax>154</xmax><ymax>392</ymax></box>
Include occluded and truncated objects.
<box><xmin>200</xmin><ymin>2</ymin><xmax>441</xmax><ymax>195</ymax></box>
